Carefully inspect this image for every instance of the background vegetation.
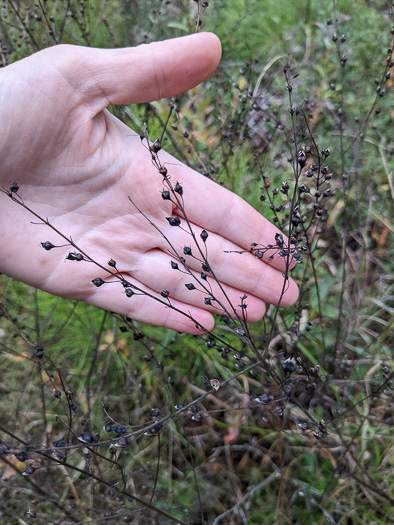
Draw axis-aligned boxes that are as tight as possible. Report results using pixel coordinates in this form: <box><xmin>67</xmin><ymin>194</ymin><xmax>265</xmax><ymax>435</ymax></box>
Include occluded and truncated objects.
<box><xmin>0</xmin><ymin>1</ymin><xmax>393</xmax><ymax>524</ymax></box>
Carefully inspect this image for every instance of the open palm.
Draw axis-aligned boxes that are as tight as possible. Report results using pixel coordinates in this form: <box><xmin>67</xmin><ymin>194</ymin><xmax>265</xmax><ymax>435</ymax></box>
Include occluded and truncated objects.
<box><xmin>0</xmin><ymin>33</ymin><xmax>298</xmax><ymax>333</ymax></box>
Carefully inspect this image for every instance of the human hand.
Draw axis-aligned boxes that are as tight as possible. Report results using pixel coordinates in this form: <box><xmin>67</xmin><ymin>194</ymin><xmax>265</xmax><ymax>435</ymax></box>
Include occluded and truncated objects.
<box><xmin>0</xmin><ymin>33</ymin><xmax>298</xmax><ymax>333</ymax></box>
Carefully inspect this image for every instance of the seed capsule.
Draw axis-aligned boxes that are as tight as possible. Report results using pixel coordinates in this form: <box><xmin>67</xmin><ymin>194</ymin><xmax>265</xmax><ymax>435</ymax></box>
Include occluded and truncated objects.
<box><xmin>152</xmin><ymin>139</ymin><xmax>161</xmax><ymax>152</ymax></box>
<box><xmin>297</xmin><ymin>151</ymin><xmax>307</xmax><ymax>167</ymax></box>
<box><xmin>200</xmin><ymin>230</ymin><xmax>208</xmax><ymax>242</ymax></box>
<box><xmin>91</xmin><ymin>278</ymin><xmax>105</xmax><ymax>287</ymax></box>
<box><xmin>174</xmin><ymin>182</ymin><xmax>183</xmax><ymax>195</ymax></box>
<box><xmin>9</xmin><ymin>181</ymin><xmax>19</xmax><ymax>193</ymax></box>
<box><xmin>166</xmin><ymin>216</ymin><xmax>181</xmax><ymax>226</ymax></box>
<box><xmin>41</xmin><ymin>241</ymin><xmax>55</xmax><ymax>251</ymax></box>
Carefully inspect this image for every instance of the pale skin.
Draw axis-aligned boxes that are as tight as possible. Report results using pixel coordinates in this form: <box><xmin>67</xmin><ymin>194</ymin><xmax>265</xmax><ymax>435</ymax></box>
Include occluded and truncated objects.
<box><xmin>0</xmin><ymin>33</ymin><xmax>298</xmax><ymax>334</ymax></box>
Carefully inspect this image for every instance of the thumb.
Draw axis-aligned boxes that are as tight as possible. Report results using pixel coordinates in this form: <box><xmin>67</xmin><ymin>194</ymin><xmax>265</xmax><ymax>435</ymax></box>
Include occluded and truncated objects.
<box><xmin>45</xmin><ymin>33</ymin><xmax>221</xmax><ymax>113</ymax></box>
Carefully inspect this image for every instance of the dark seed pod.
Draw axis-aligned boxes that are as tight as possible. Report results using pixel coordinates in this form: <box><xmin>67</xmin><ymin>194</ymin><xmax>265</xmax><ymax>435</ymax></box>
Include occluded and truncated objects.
<box><xmin>183</xmin><ymin>246</ymin><xmax>192</xmax><ymax>256</ymax></box>
<box><xmin>151</xmin><ymin>408</ymin><xmax>162</xmax><ymax>418</ymax></box>
<box><xmin>291</xmin><ymin>213</ymin><xmax>301</xmax><ymax>226</ymax></box>
<box><xmin>66</xmin><ymin>252</ymin><xmax>83</xmax><ymax>261</ymax></box>
<box><xmin>281</xmin><ymin>181</ymin><xmax>290</xmax><ymax>193</ymax></box>
<box><xmin>159</xmin><ymin>166</ymin><xmax>167</xmax><ymax>176</ymax></box>
<box><xmin>152</xmin><ymin>139</ymin><xmax>161</xmax><ymax>152</ymax></box>
<box><xmin>160</xmin><ymin>289</ymin><xmax>170</xmax><ymax>298</ymax></box>
<box><xmin>185</xmin><ymin>283</ymin><xmax>196</xmax><ymax>290</ymax></box>
<box><xmin>282</xmin><ymin>356</ymin><xmax>297</xmax><ymax>375</ymax></box>
<box><xmin>14</xmin><ymin>451</ymin><xmax>28</xmax><ymax>462</ymax></box>
<box><xmin>166</xmin><ymin>216</ymin><xmax>181</xmax><ymax>226</ymax></box>
<box><xmin>297</xmin><ymin>151</ymin><xmax>307</xmax><ymax>167</ymax></box>
<box><xmin>108</xmin><ymin>259</ymin><xmax>117</xmax><ymax>268</ymax></box>
<box><xmin>170</xmin><ymin>261</ymin><xmax>179</xmax><ymax>270</ymax></box>
<box><xmin>35</xmin><ymin>346</ymin><xmax>44</xmax><ymax>358</ymax></box>
<box><xmin>22</xmin><ymin>466</ymin><xmax>36</xmax><ymax>476</ymax></box>
<box><xmin>10</xmin><ymin>181</ymin><xmax>19</xmax><ymax>193</ymax></box>
<box><xmin>162</xmin><ymin>190</ymin><xmax>171</xmax><ymax>200</ymax></box>
<box><xmin>112</xmin><ymin>425</ymin><xmax>127</xmax><ymax>435</ymax></box>
<box><xmin>200</xmin><ymin>230</ymin><xmax>208</xmax><ymax>242</ymax></box>
<box><xmin>220</xmin><ymin>313</ymin><xmax>230</xmax><ymax>324</ymax></box>
<box><xmin>41</xmin><ymin>241</ymin><xmax>55</xmax><ymax>251</ymax></box>
<box><xmin>78</xmin><ymin>432</ymin><xmax>95</xmax><ymax>444</ymax></box>
<box><xmin>174</xmin><ymin>182</ymin><xmax>183</xmax><ymax>195</ymax></box>
<box><xmin>91</xmin><ymin>278</ymin><xmax>105</xmax><ymax>287</ymax></box>
<box><xmin>275</xmin><ymin>233</ymin><xmax>284</xmax><ymax>248</ymax></box>
<box><xmin>116</xmin><ymin>437</ymin><xmax>129</xmax><ymax>448</ymax></box>
<box><xmin>53</xmin><ymin>439</ymin><xmax>66</xmax><ymax>448</ymax></box>
<box><xmin>204</xmin><ymin>297</ymin><xmax>212</xmax><ymax>305</ymax></box>
<box><xmin>254</xmin><ymin>394</ymin><xmax>273</xmax><ymax>405</ymax></box>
